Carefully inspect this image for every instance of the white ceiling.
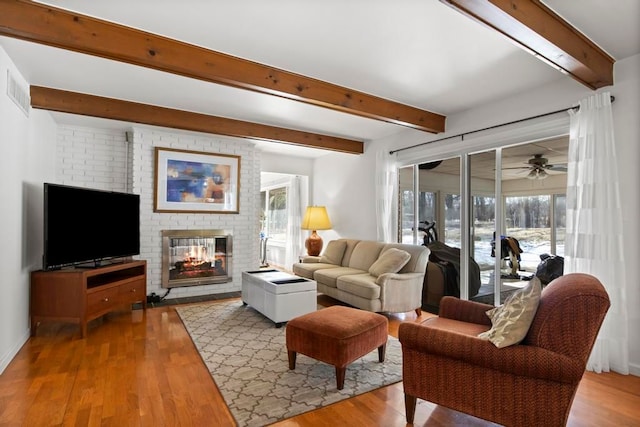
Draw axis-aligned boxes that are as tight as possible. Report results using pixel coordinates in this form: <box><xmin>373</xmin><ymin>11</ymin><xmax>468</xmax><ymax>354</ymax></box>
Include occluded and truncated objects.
<box><xmin>1</xmin><ymin>0</ymin><xmax>638</xmax><ymax>158</ymax></box>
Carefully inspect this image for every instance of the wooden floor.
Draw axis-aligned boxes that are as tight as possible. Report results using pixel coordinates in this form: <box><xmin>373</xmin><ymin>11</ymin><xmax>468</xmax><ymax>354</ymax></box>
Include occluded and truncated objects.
<box><xmin>1</xmin><ymin>296</ymin><xmax>639</xmax><ymax>427</ymax></box>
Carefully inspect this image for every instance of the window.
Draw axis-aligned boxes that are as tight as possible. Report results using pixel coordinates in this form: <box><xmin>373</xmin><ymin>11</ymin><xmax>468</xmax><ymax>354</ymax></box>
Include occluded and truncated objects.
<box><xmin>260</xmin><ymin>172</ymin><xmax>309</xmax><ymax>270</ymax></box>
<box><xmin>554</xmin><ymin>194</ymin><xmax>566</xmax><ymax>257</ymax></box>
<box><xmin>504</xmin><ymin>194</ymin><xmax>565</xmax><ymax>270</ymax></box>
<box><xmin>472</xmin><ymin>194</ymin><xmax>496</xmax><ymax>274</ymax></box>
<box><xmin>400</xmin><ymin>189</ymin><xmax>437</xmax><ymax>244</ymax></box>
<box><xmin>399</xmin><ymin>165</ymin><xmax>439</xmax><ymax>245</ymax></box>
<box><xmin>400</xmin><ymin>187</ymin><xmax>415</xmax><ymax>244</ymax></box>
<box><xmin>260</xmin><ymin>186</ymin><xmax>288</xmax><ymax>243</ymax></box>
<box><xmin>444</xmin><ymin>193</ymin><xmax>461</xmax><ymax>246</ymax></box>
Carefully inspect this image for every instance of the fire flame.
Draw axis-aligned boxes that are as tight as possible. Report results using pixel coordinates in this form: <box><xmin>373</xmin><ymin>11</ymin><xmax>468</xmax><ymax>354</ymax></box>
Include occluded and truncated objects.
<box><xmin>183</xmin><ymin>246</ymin><xmax>209</xmax><ymax>267</ymax></box>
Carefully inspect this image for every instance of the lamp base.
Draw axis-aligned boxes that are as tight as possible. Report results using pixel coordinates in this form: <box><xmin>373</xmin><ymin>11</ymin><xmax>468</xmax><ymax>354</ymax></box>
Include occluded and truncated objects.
<box><xmin>305</xmin><ymin>230</ymin><xmax>323</xmax><ymax>256</ymax></box>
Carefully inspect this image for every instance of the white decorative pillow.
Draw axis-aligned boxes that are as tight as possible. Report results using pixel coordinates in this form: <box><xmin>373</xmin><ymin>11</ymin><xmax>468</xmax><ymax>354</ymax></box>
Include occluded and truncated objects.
<box><xmin>368</xmin><ymin>248</ymin><xmax>411</xmax><ymax>277</ymax></box>
<box><xmin>477</xmin><ymin>277</ymin><xmax>542</xmax><ymax>348</ymax></box>
<box><xmin>319</xmin><ymin>240</ymin><xmax>347</xmax><ymax>265</ymax></box>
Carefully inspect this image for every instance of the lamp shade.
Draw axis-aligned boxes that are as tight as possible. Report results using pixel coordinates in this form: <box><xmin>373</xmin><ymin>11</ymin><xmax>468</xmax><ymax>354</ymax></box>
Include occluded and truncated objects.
<box><xmin>301</xmin><ymin>206</ymin><xmax>332</xmax><ymax>230</ymax></box>
<box><xmin>301</xmin><ymin>206</ymin><xmax>332</xmax><ymax>256</ymax></box>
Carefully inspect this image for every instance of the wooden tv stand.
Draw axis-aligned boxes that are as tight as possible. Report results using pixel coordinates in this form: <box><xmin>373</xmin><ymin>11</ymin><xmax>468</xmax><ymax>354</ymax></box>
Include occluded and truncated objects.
<box><xmin>30</xmin><ymin>260</ymin><xmax>147</xmax><ymax>338</ymax></box>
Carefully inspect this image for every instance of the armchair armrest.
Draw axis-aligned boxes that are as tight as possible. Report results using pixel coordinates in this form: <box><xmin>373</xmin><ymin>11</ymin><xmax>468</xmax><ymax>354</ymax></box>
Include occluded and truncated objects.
<box><xmin>398</xmin><ymin>321</ymin><xmax>584</xmax><ymax>384</ymax></box>
<box><xmin>438</xmin><ymin>296</ymin><xmax>494</xmax><ymax>326</ymax></box>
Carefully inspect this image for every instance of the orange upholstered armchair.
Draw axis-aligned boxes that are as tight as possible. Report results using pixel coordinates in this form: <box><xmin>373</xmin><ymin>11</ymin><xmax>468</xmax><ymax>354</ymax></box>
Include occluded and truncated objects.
<box><xmin>399</xmin><ymin>273</ymin><xmax>610</xmax><ymax>427</ymax></box>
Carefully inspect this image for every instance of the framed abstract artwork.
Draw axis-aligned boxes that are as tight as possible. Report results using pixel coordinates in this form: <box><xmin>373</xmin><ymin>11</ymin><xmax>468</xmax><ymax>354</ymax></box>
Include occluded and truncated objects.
<box><xmin>154</xmin><ymin>147</ymin><xmax>240</xmax><ymax>213</ymax></box>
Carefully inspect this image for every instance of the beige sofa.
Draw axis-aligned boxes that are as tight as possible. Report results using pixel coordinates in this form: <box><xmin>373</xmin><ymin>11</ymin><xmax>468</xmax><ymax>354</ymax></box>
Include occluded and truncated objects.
<box><xmin>292</xmin><ymin>239</ymin><xmax>429</xmax><ymax>315</ymax></box>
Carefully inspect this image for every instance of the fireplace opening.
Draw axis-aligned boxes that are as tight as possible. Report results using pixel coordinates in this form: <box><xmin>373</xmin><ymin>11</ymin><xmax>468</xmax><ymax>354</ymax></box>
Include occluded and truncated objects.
<box><xmin>161</xmin><ymin>229</ymin><xmax>232</xmax><ymax>288</ymax></box>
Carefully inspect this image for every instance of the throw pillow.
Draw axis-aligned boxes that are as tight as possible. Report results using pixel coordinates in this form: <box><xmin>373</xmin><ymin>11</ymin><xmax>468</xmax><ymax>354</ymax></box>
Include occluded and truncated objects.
<box><xmin>368</xmin><ymin>248</ymin><xmax>411</xmax><ymax>277</ymax></box>
<box><xmin>319</xmin><ymin>240</ymin><xmax>347</xmax><ymax>265</ymax></box>
<box><xmin>477</xmin><ymin>277</ymin><xmax>542</xmax><ymax>348</ymax></box>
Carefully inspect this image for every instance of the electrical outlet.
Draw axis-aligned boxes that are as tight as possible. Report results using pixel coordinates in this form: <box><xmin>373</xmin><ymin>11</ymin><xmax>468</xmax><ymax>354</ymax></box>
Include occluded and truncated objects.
<box><xmin>146</xmin><ymin>293</ymin><xmax>161</xmax><ymax>304</ymax></box>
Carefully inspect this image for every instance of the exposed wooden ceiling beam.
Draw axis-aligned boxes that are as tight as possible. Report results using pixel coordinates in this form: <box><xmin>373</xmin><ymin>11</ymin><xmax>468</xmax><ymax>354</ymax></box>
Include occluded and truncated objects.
<box><xmin>30</xmin><ymin>86</ymin><xmax>364</xmax><ymax>154</ymax></box>
<box><xmin>0</xmin><ymin>0</ymin><xmax>445</xmax><ymax>133</ymax></box>
<box><xmin>441</xmin><ymin>0</ymin><xmax>614</xmax><ymax>89</ymax></box>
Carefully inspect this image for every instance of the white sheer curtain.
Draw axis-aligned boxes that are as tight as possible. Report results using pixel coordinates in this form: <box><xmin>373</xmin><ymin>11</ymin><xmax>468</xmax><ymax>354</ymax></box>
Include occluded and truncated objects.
<box><xmin>375</xmin><ymin>148</ymin><xmax>397</xmax><ymax>242</ymax></box>
<box><xmin>565</xmin><ymin>91</ymin><xmax>628</xmax><ymax>374</ymax></box>
<box><xmin>285</xmin><ymin>175</ymin><xmax>303</xmax><ymax>269</ymax></box>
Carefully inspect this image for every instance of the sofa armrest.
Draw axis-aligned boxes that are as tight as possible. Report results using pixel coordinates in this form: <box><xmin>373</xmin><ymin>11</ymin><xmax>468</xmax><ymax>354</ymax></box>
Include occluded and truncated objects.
<box><xmin>376</xmin><ymin>271</ymin><xmax>424</xmax><ymax>286</ymax></box>
<box><xmin>299</xmin><ymin>255</ymin><xmax>322</xmax><ymax>263</ymax></box>
<box><xmin>438</xmin><ymin>296</ymin><xmax>494</xmax><ymax>326</ymax></box>
<box><xmin>398</xmin><ymin>321</ymin><xmax>584</xmax><ymax>384</ymax></box>
<box><xmin>376</xmin><ymin>272</ymin><xmax>424</xmax><ymax>311</ymax></box>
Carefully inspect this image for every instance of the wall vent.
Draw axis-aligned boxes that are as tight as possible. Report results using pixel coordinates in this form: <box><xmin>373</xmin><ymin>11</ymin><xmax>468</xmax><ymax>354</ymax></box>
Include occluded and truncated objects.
<box><xmin>6</xmin><ymin>70</ymin><xmax>30</xmax><ymax>117</ymax></box>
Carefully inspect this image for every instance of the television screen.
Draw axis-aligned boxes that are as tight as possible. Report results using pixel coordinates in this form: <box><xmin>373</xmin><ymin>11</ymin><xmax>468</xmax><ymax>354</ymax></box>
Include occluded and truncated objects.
<box><xmin>43</xmin><ymin>183</ymin><xmax>140</xmax><ymax>270</ymax></box>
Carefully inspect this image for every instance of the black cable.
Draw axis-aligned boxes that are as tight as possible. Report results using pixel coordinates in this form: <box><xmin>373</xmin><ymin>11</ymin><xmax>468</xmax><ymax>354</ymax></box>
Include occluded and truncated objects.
<box><xmin>160</xmin><ymin>288</ymin><xmax>172</xmax><ymax>301</ymax></box>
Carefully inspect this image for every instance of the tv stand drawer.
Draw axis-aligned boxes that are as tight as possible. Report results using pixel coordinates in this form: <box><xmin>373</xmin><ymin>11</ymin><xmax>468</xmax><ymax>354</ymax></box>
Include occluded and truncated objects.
<box><xmin>87</xmin><ymin>287</ymin><xmax>120</xmax><ymax>316</ymax></box>
<box><xmin>119</xmin><ymin>279</ymin><xmax>146</xmax><ymax>304</ymax></box>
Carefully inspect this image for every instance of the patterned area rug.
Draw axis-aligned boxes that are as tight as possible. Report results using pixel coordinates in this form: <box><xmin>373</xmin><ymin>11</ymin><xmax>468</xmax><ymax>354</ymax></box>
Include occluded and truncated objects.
<box><xmin>176</xmin><ymin>299</ymin><xmax>403</xmax><ymax>427</ymax></box>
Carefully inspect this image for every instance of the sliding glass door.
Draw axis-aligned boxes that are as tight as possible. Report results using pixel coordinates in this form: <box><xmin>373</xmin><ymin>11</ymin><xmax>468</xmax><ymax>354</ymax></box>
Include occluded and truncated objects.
<box><xmin>399</xmin><ymin>137</ymin><xmax>568</xmax><ymax>306</ymax></box>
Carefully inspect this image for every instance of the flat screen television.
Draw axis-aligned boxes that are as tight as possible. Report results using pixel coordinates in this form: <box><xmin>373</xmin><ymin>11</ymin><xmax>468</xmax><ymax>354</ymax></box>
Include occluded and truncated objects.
<box><xmin>43</xmin><ymin>183</ymin><xmax>140</xmax><ymax>270</ymax></box>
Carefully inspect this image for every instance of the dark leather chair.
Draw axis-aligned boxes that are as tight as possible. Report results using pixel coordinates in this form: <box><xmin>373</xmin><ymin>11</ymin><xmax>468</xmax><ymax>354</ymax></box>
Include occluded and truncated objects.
<box><xmin>399</xmin><ymin>273</ymin><xmax>610</xmax><ymax>426</ymax></box>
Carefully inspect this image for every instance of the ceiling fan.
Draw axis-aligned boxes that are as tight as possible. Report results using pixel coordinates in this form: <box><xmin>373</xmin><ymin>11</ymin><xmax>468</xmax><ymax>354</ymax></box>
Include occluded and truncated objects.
<box><xmin>505</xmin><ymin>154</ymin><xmax>568</xmax><ymax>180</ymax></box>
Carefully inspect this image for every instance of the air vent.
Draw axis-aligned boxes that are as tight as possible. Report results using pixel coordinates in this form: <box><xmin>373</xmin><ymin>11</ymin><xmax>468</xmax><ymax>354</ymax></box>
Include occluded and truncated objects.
<box><xmin>6</xmin><ymin>70</ymin><xmax>30</xmax><ymax>117</ymax></box>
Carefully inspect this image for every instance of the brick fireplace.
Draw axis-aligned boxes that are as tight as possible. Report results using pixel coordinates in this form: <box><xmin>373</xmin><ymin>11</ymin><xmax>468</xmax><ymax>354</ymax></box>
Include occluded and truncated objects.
<box><xmin>161</xmin><ymin>229</ymin><xmax>233</xmax><ymax>288</ymax></box>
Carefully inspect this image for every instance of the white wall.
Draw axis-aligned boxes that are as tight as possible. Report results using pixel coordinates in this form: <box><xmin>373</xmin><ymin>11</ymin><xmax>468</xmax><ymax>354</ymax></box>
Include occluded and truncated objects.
<box><xmin>0</xmin><ymin>46</ymin><xmax>57</xmax><ymax>373</ymax></box>
<box><xmin>312</xmin><ymin>54</ymin><xmax>640</xmax><ymax>374</ymax></box>
<box><xmin>313</xmin><ymin>148</ymin><xmax>378</xmax><ymax>242</ymax></box>
<box><xmin>609</xmin><ymin>54</ymin><xmax>640</xmax><ymax>372</ymax></box>
<box><xmin>261</xmin><ymin>152</ymin><xmax>314</xmax><ymax>177</ymax></box>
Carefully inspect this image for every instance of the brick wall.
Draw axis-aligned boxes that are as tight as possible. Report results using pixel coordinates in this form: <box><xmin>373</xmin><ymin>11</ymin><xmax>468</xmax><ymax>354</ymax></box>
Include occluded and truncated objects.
<box><xmin>57</xmin><ymin>127</ymin><xmax>129</xmax><ymax>192</ymax></box>
<box><xmin>56</xmin><ymin>125</ymin><xmax>261</xmax><ymax>299</ymax></box>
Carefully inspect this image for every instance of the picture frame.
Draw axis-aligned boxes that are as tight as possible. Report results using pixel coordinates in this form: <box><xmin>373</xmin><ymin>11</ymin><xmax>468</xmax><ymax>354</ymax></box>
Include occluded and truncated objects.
<box><xmin>154</xmin><ymin>147</ymin><xmax>240</xmax><ymax>213</ymax></box>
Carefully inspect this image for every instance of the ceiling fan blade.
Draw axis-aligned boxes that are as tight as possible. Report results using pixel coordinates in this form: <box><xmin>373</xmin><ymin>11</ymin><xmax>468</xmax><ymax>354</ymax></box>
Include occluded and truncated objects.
<box><xmin>546</xmin><ymin>164</ymin><xmax>568</xmax><ymax>172</ymax></box>
<box><xmin>418</xmin><ymin>161</ymin><xmax>443</xmax><ymax>170</ymax></box>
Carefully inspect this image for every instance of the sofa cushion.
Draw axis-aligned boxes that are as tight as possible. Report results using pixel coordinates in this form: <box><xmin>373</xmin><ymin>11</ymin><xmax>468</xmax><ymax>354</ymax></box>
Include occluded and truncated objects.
<box><xmin>382</xmin><ymin>243</ymin><xmax>429</xmax><ymax>273</ymax></box>
<box><xmin>293</xmin><ymin>262</ymin><xmax>340</xmax><ymax>279</ymax></box>
<box><xmin>314</xmin><ymin>267</ymin><xmax>367</xmax><ymax>288</ymax></box>
<box><xmin>368</xmin><ymin>248</ymin><xmax>411</xmax><ymax>277</ymax></box>
<box><xmin>337</xmin><ymin>273</ymin><xmax>381</xmax><ymax>300</ymax></box>
<box><xmin>340</xmin><ymin>239</ymin><xmax>363</xmax><ymax>267</ymax></box>
<box><xmin>319</xmin><ymin>240</ymin><xmax>347</xmax><ymax>265</ymax></box>
<box><xmin>477</xmin><ymin>277</ymin><xmax>542</xmax><ymax>348</ymax></box>
<box><xmin>347</xmin><ymin>241</ymin><xmax>385</xmax><ymax>271</ymax></box>
<box><xmin>421</xmin><ymin>316</ymin><xmax>490</xmax><ymax>337</ymax></box>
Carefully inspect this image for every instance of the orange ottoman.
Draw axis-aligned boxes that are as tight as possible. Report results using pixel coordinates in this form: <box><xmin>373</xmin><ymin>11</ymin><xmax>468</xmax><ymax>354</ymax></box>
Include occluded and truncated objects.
<box><xmin>285</xmin><ymin>305</ymin><xmax>389</xmax><ymax>390</ymax></box>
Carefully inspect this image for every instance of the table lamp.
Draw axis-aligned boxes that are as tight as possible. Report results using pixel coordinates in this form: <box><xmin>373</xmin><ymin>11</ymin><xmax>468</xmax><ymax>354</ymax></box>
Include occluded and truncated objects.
<box><xmin>301</xmin><ymin>206</ymin><xmax>332</xmax><ymax>256</ymax></box>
